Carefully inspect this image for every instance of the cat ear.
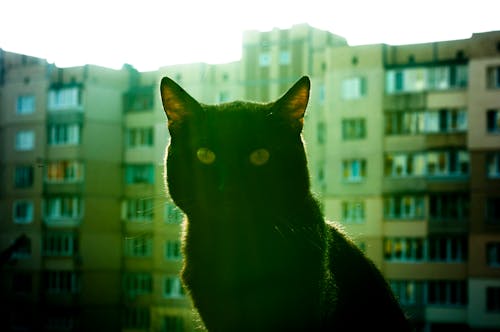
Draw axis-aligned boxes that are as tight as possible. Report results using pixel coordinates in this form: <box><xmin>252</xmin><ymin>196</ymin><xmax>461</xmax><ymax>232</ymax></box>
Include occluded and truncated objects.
<box><xmin>273</xmin><ymin>76</ymin><xmax>310</xmax><ymax>130</ymax></box>
<box><xmin>160</xmin><ymin>76</ymin><xmax>202</xmax><ymax>127</ymax></box>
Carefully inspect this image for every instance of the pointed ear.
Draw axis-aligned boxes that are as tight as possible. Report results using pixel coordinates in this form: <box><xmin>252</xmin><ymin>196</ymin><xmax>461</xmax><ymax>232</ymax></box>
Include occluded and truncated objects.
<box><xmin>273</xmin><ymin>76</ymin><xmax>310</xmax><ymax>130</ymax></box>
<box><xmin>160</xmin><ymin>76</ymin><xmax>201</xmax><ymax>127</ymax></box>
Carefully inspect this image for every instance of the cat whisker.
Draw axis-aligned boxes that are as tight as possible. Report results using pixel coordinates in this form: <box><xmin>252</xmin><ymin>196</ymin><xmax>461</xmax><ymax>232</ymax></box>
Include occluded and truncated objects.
<box><xmin>273</xmin><ymin>225</ymin><xmax>286</xmax><ymax>239</ymax></box>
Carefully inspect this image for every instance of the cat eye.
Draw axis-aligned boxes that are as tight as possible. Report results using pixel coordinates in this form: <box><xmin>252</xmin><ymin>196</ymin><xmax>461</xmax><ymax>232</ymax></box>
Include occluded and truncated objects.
<box><xmin>249</xmin><ymin>148</ymin><xmax>270</xmax><ymax>166</ymax></box>
<box><xmin>197</xmin><ymin>148</ymin><xmax>216</xmax><ymax>165</ymax></box>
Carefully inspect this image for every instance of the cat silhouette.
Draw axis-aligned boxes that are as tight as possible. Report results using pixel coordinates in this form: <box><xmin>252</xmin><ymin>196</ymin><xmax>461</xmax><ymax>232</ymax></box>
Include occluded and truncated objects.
<box><xmin>161</xmin><ymin>76</ymin><xmax>411</xmax><ymax>331</ymax></box>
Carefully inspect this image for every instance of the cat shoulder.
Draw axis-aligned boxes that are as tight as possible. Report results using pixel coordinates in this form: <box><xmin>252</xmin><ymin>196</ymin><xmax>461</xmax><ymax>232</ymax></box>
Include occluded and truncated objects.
<box><xmin>325</xmin><ymin>220</ymin><xmax>359</xmax><ymax>248</ymax></box>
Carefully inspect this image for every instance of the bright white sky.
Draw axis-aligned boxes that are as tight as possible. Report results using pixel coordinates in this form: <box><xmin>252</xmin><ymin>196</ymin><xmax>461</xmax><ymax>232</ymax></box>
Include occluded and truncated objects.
<box><xmin>1</xmin><ymin>0</ymin><xmax>499</xmax><ymax>71</ymax></box>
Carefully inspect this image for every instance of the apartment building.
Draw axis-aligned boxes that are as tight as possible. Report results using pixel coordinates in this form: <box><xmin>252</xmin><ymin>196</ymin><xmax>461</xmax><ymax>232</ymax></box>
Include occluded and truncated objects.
<box><xmin>0</xmin><ymin>52</ymin><xmax>130</xmax><ymax>331</ymax></box>
<box><xmin>121</xmin><ymin>65</ymin><xmax>193</xmax><ymax>332</ymax></box>
<box><xmin>240</xmin><ymin>25</ymin><xmax>500</xmax><ymax>331</ymax></box>
<box><xmin>1</xmin><ymin>23</ymin><xmax>500</xmax><ymax>331</ymax></box>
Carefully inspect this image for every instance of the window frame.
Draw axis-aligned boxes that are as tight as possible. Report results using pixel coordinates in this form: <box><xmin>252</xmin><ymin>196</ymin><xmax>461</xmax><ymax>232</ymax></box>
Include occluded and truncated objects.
<box><xmin>342</xmin><ymin>159</ymin><xmax>367</xmax><ymax>182</ymax></box>
<box><xmin>13</xmin><ymin>200</ymin><xmax>34</xmax><ymax>223</ymax></box>
<box><xmin>16</xmin><ymin>95</ymin><xmax>35</xmax><ymax>115</ymax></box>
<box><xmin>341</xmin><ymin>118</ymin><xmax>366</xmax><ymax>140</ymax></box>
<box><xmin>15</xmin><ymin>130</ymin><xmax>35</xmax><ymax>151</ymax></box>
<box><xmin>341</xmin><ymin>76</ymin><xmax>367</xmax><ymax>100</ymax></box>
<box><xmin>124</xmin><ymin>236</ymin><xmax>153</xmax><ymax>258</ymax></box>
<box><xmin>163</xmin><ymin>275</ymin><xmax>185</xmax><ymax>299</ymax></box>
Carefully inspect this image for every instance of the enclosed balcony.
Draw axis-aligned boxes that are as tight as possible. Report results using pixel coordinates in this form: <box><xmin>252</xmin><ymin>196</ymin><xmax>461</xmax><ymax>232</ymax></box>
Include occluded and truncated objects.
<box><xmin>47</xmin><ymin>84</ymin><xmax>84</xmax><ymax>112</ymax></box>
<box><xmin>123</xmin><ymin>86</ymin><xmax>154</xmax><ymax>113</ymax></box>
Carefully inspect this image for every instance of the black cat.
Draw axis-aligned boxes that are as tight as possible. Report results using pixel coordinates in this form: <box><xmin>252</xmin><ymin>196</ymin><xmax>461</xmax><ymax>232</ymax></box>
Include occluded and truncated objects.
<box><xmin>160</xmin><ymin>76</ymin><xmax>411</xmax><ymax>331</ymax></box>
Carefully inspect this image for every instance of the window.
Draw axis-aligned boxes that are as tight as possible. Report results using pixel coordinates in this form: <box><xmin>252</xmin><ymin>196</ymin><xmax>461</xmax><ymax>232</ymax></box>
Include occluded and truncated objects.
<box><xmin>43</xmin><ymin>270</ymin><xmax>80</xmax><ymax>294</ymax></box>
<box><xmin>429</xmin><ymin>193</ymin><xmax>469</xmax><ymax>222</ymax></box>
<box><xmin>164</xmin><ymin>276</ymin><xmax>185</xmax><ymax>298</ymax></box>
<box><xmin>394</xmin><ymin>70</ymin><xmax>404</xmax><ymax>92</ymax></box>
<box><xmin>407</xmin><ymin>68</ymin><xmax>427</xmax><ymax>91</ymax></box>
<box><xmin>258</xmin><ymin>53</ymin><xmax>271</xmax><ymax>67</ymax></box>
<box><xmin>15</xmin><ymin>130</ymin><xmax>34</xmax><ymax>150</ymax></box>
<box><xmin>166</xmin><ymin>240</ymin><xmax>182</xmax><ymax>261</ymax></box>
<box><xmin>385</xmin><ymin>154</ymin><xmax>414</xmax><ymax>177</ymax></box>
<box><xmin>384</xmin><ymin>238</ymin><xmax>425</xmax><ymax>262</ymax></box>
<box><xmin>342</xmin><ymin>159</ymin><xmax>366</xmax><ymax>182</ymax></box>
<box><xmin>486</xmin><ymin>242</ymin><xmax>500</xmax><ymax>267</ymax></box>
<box><xmin>317</xmin><ymin>122</ymin><xmax>326</xmax><ymax>144</ymax></box>
<box><xmin>342</xmin><ymin>118</ymin><xmax>366</xmax><ymax>140</ymax></box>
<box><xmin>390</xmin><ymin>280</ymin><xmax>418</xmax><ymax>305</ymax></box>
<box><xmin>341</xmin><ymin>77</ymin><xmax>366</xmax><ymax>100</ymax></box>
<box><xmin>48</xmin><ymin>87</ymin><xmax>81</xmax><ymax>110</ymax></box>
<box><xmin>428</xmin><ymin>66</ymin><xmax>450</xmax><ymax>90</ymax></box>
<box><xmin>427</xmin><ymin>150</ymin><xmax>469</xmax><ymax>177</ymax></box>
<box><xmin>487</xmin><ymin>152</ymin><xmax>500</xmax><ymax>178</ymax></box>
<box><xmin>216</xmin><ymin>91</ymin><xmax>230</xmax><ymax>103</ymax></box>
<box><xmin>16</xmin><ymin>95</ymin><xmax>35</xmax><ymax>114</ymax></box>
<box><xmin>123</xmin><ymin>273</ymin><xmax>152</xmax><ymax>297</ymax></box>
<box><xmin>487</xmin><ymin>109</ymin><xmax>500</xmax><ymax>133</ymax></box>
<box><xmin>487</xmin><ymin>287</ymin><xmax>500</xmax><ymax>312</ymax></box>
<box><xmin>445</xmin><ymin>109</ymin><xmax>468</xmax><ymax>132</ymax></box>
<box><xmin>428</xmin><ymin>237</ymin><xmax>467</xmax><ymax>262</ymax></box>
<box><xmin>385</xmin><ymin>151</ymin><xmax>468</xmax><ymax>178</ymax></box>
<box><xmin>125</xmin><ymin>198</ymin><xmax>154</xmax><ymax>221</ymax></box>
<box><xmin>384</xmin><ymin>237</ymin><xmax>467</xmax><ymax>263</ymax></box>
<box><xmin>450</xmin><ymin>65</ymin><xmax>468</xmax><ymax>88</ymax></box>
<box><xmin>318</xmin><ymin>84</ymin><xmax>326</xmax><ymax>105</ymax></box>
<box><xmin>123</xmin><ymin>307</ymin><xmax>150</xmax><ymax>329</ymax></box>
<box><xmin>48</xmin><ymin>123</ymin><xmax>81</xmax><ymax>145</ymax></box>
<box><xmin>387</xmin><ymin>68</ymin><xmax>426</xmax><ymax>93</ymax></box>
<box><xmin>12</xmin><ymin>236</ymin><xmax>31</xmax><ymax>259</ymax></box>
<box><xmin>165</xmin><ymin>203</ymin><xmax>183</xmax><ymax>224</ymax></box>
<box><xmin>486</xmin><ymin>198</ymin><xmax>500</xmax><ymax>224</ymax></box>
<box><xmin>14</xmin><ymin>166</ymin><xmax>34</xmax><ymax>188</ymax></box>
<box><xmin>452</xmin><ymin>150</ymin><xmax>469</xmax><ymax>175</ymax></box>
<box><xmin>341</xmin><ymin>201</ymin><xmax>365</xmax><ymax>223</ymax></box>
<box><xmin>385</xmin><ymin>112</ymin><xmax>425</xmax><ymax>135</ymax></box>
<box><xmin>125</xmin><ymin>164</ymin><xmax>154</xmax><ymax>184</ymax></box>
<box><xmin>386</xmin><ymin>65</ymin><xmax>468</xmax><ymax>94</ymax></box>
<box><xmin>163</xmin><ymin>315</ymin><xmax>184</xmax><ymax>332</ymax></box>
<box><xmin>46</xmin><ymin>161</ymin><xmax>83</xmax><ymax>183</ymax></box>
<box><xmin>279</xmin><ymin>51</ymin><xmax>291</xmax><ymax>65</ymax></box>
<box><xmin>317</xmin><ymin>166</ymin><xmax>325</xmax><ymax>187</ymax></box>
<box><xmin>384</xmin><ymin>195</ymin><xmax>425</xmax><ymax>220</ymax></box>
<box><xmin>13</xmin><ymin>200</ymin><xmax>34</xmax><ymax>223</ymax></box>
<box><xmin>487</xmin><ymin>66</ymin><xmax>500</xmax><ymax>89</ymax></box>
<box><xmin>44</xmin><ymin>196</ymin><xmax>82</xmax><ymax>220</ymax></box>
<box><xmin>426</xmin><ymin>151</ymin><xmax>447</xmax><ymax>176</ymax></box>
<box><xmin>43</xmin><ymin>232</ymin><xmax>78</xmax><ymax>257</ymax></box>
<box><xmin>427</xmin><ymin>280</ymin><xmax>467</xmax><ymax>306</ymax></box>
<box><xmin>126</xmin><ymin>127</ymin><xmax>153</xmax><ymax>147</ymax></box>
<box><xmin>124</xmin><ymin>89</ymin><xmax>154</xmax><ymax>112</ymax></box>
<box><xmin>124</xmin><ymin>236</ymin><xmax>153</xmax><ymax>257</ymax></box>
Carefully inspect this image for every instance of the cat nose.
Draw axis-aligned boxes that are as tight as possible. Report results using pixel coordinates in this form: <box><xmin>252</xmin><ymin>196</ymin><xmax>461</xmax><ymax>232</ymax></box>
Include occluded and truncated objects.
<box><xmin>217</xmin><ymin>175</ymin><xmax>238</xmax><ymax>195</ymax></box>
<box><xmin>217</xmin><ymin>181</ymin><xmax>235</xmax><ymax>193</ymax></box>
<box><xmin>216</xmin><ymin>164</ymin><xmax>242</xmax><ymax>195</ymax></box>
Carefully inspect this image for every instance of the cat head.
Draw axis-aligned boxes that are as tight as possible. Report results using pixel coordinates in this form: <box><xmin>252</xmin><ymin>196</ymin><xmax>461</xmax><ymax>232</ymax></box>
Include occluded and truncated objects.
<box><xmin>160</xmin><ymin>76</ymin><xmax>311</xmax><ymax>218</ymax></box>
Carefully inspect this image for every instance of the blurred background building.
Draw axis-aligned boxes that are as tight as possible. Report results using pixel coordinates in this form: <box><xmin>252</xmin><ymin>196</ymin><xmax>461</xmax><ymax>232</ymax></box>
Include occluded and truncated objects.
<box><xmin>1</xmin><ymin>23</ymin><xmax>499</xmax><ymax>331</ymax></box>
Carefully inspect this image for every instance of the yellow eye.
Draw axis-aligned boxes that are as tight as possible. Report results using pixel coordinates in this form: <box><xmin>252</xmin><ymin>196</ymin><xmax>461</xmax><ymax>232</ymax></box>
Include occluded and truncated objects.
<box><xmin>249</xmin><ymin>148</ymin><xmax>270</xmax><ymax>166</ymax></box>
<box><xmin>196</xmin><ymin>148</ymin><xmax>216</xmax><ymax>164</ymax></box>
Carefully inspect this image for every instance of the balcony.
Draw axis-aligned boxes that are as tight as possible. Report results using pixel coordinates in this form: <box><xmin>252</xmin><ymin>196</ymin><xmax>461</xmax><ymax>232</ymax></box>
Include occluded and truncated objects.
<box><xmin>47</xmin><ymin>85</ymin><xmax>84</xmax><ymax>113</ymax></box>
<box><xmin>123</xmin><ymin>86</ymin><xmax>154</xmax><ymax>113</ymax></box>
<box><xmin>43</xmin><ymin>196</ymin><xmax>83</xmax><ymax>227</ymax></box>
<box><xmin>43</xmin><ymin>216</ymin><xmax>82</xmax><ymax>228</ymax></box>
<box><xmin>384</xmin><ymin>92</ymin><xmax>427</xmax><ymax>110</ymax></box>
